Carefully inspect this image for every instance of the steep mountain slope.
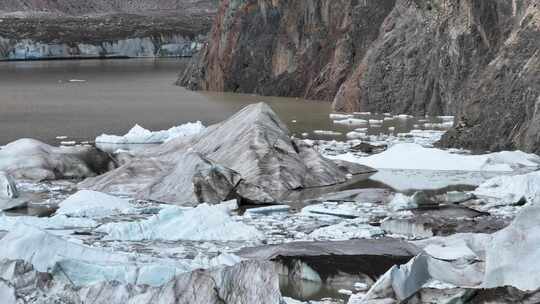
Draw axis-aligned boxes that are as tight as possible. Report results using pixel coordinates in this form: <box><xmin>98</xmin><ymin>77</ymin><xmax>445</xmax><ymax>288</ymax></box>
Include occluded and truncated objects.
<box><xmin>179</xmin><ymin>0</ymin><xmax>540</xmax><ymax>153</ymax></box>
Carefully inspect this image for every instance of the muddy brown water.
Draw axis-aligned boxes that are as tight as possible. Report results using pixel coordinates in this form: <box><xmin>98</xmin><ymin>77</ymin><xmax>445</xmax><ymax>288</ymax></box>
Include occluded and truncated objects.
<box><xmin>0</xmin><ymin>58</ymin><xmax>441</xmax><ymax>146</ymax></box>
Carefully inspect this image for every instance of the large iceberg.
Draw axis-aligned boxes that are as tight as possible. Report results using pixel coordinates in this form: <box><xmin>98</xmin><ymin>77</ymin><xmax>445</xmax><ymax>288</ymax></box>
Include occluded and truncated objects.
<box><xmin>95</xmin><ymin>122</ymin><xmax>206</xmax><ymax>144</ymax></box>
<box><xmin>81</xmin><ymin>103</ymin><xmax>374</xmax><ymax>205</ymax></box>
<box><xmin>56</xmin><ymin>190</ymin><xmax>135</xmax><ymax>218</ymax></box>
<box><xmin>0</xmin><ymin>138</ymin><xmax>113</xmax><ymax>180</ymax></box>
<box><xmin>97</xmin><ymin>201</ymin><xmax>263</xmax><ymax>242</ymax></box>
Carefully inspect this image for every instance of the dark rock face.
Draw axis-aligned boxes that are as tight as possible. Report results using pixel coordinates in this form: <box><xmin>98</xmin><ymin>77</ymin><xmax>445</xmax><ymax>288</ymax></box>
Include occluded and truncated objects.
<box><xmin>178</xmin><ymin>0</ymin><xmax>397</xmax><ymax>100</ymax></box>
<box><xmin>181</xmin><ymin>0</ymin><xmax>540</xmax><ymax>153</ymax></box>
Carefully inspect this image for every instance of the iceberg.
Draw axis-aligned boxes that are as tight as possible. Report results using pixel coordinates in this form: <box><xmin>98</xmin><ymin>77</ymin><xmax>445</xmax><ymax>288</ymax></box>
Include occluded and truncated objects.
<box><xmin>0</xmin><ymin>224</ymin><xmax>193</xmax><ymax>287</ymax></box>
<box><xmin>56</xmin><ymin>190</ymin><xmax>135</xmax><ymax>218</ymax></box>
<box><xmin>329</xmin><ymin>143</ymin><xmax>540</xmax><ymax>172</ymax></box>
<box><xmin>360</xmin><ymin>202</ymin><xmax>540</xmax><ymax>302</ymax></box>
<box><xmin>97</xmin><ymin>202</ymin><xmax>264</xmax><ymax>242</ymax></box>
<box><xmin>82</xmin><ymin>103</ymin><xmax>372</xmax><ymax>205</ymax></box>
<box><xmin>0</xmin><ymin>138</ymin><xmax>113</xmax><ymax>180</ymax></box>
<box><xmin>473</xmin><ymin>171</ymin><xmax>540</xmax><ymax>204</ymax></box>
<box><xmin>95</xmin><ymin>122</ymin><xmax>205</xmax><ymax>144</ymax></box>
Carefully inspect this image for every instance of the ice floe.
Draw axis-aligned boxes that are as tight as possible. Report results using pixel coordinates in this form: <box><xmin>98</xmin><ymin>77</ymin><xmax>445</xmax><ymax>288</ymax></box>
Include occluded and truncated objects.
<box><xmin>0</xmin><ymin>212</ymin><xmax>98</xmax><ymax>231</ymax></box>
<box><xmin>95</xmin><ymin>121</ymin><xmax>205</xmax><ymax>144</ymax></box>
<box><xmin>329</xmin><ymin>113</ymin><xmax>354</xmax><ymax>120</ymax></box>
<box><xmin>309</xmin><ymin>219</ymin><xmax>384</xmax><ymax>241</ymax></box>
<box><xmin>56</xmin><ymin>190</ymin><xmax>135</xmax><ymax>218</ymax></box>
<box><xmin>333</xmin><ymin>118</ymin><xmax>368</xmax><ymax>126</ymax></box>
<box><xmin>97</xmin><ymin>201</ymin><xmax>263</xmax><ymax>242</ymax></box>
<box><xmin>328</xmin><ymin>143</ymin><xmax>540</xmax><ymax>172</ymax></box>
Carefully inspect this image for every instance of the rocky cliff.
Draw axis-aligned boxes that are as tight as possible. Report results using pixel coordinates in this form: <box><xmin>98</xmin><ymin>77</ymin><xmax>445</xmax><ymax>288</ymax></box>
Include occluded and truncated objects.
<box><xmin>179</xmin><ymin>0</ymin><xmax>540</xmax><ymax>153</ymax></box>
<box><xmin>0</xmin><ymin>0</ymin><xmax>218</xmax><ymax>59</ymax></box>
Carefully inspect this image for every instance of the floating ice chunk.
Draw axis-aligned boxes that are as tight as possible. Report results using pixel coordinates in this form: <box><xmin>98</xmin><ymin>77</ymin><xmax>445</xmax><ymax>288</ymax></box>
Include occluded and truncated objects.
<box><xmin>282</xmin><ymin>297</ymin><xmax>304</xmax><ymax>304</ymax></box>
<box><xmin>346</xmin><ymin>131</ymin><xmax>367</xmax><ymax>140</ymax></box>
<box><xmin>388</xmin><ymin>127</ymin><xmax>396</xmax><ymax>132</ymax></box>
<box><xmin>314</xmin><ymin>130</ymin><xmax>342</xmax><ymax>136</ymax></box>
<box><xmin>68</xmin><ymin>79</ymin><xmax>86</xmax><ymax>83</ymax></box>
<box><xmin>338</xmin><ymin>289</ymin><xmax>354</xmax><ymax>295</ymax></box>
<box><xmin>56</xmin><ymin>190</ymin><xmax>135</xmax><ymax>218</ymax></box>
<box><xmin>395</xmin><ymin>114</ymin><xmax>413</xmax><ymax>119</ymax></box>
<box><xmin>330</xmin><ymin>113</ymin><xmax>354</xmax><ymax>120</ymax></box>
<box><xmin>424</xmin><ymin>121</ymin><xmax>454</xmax><ymax>128</ymax></box>
<box><xmin>354</xmin><ymin>112</ymin><xmax>372</xmax><ymax>115</ymax></box>
<box><xmin>97</xmin><ymin>202</ymin><xmax>263</xmax><ymax>241</ymax></box>
<box><xmin>309</xmin><ymin>219</ymin><xmax>384</xmax><ymax>241</ymax></box>
<box><xmin>244</xmin><ymin>205</ymin><xmax>290</xmax><ymax>215</ymax></box>
<box><xmin>334</xmin><ymin>118</ymin><xmax>368</xmax><ymax>126</ymax></box>
<box><xmin>0</xmin><ymin>213</ymin><xmax>98</xmax><ymax>231</ymax></box>
<box><xmin>60</xmin><ymin>141</ymin><xmax>76</xmax><ymax>146</ymax></box>
<box><xmin>384</xmin><ymin>117</ymin><xmax>394</xmax><ymax>121</ymax></box>
<box><xmin>388</xmin><ymin>193</ymin><xmax>417</xmax><ymax>211</ymax></box>
<box><xmin>354</xmin><ymin>282</ymin><xmax>370</xmax><ymax>291</ymax></box>
<box><xmin>369</xmin><ymin>119</ymin><xmax>383</xmax><ymax>124</ymax></box>
<box><xmin>95</xmin><ymin>121</ymin><xmax>205</xmax><ymax>144</ymax></box>
<box><xmin>328</xmin><ymin>143</ymin><xmax>540</xmax><ymax>172</ymax></box>
<box><xmin>438</xmin><ymin>116</ymin><xmax>455</xmax><ymax>121</ymax></box>
<box><xmin>473</xmin><ymin>171</ymin><xmax>540</xmax><ymax>204</ymax></box>
<box><xmin>55</xmin><ymin>136</ymin><xmax>68</xmax><ymax>140</ymax></box>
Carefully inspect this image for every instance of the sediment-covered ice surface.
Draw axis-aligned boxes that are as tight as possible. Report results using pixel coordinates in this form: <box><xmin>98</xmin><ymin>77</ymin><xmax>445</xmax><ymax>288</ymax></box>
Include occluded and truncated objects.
<box><xmin>0</xmin><ymin>138</ymin><xmax>113</xmax><ymax>180</ymax></box>
<box><xmin>81</xmin><ymin>103</ymin><xmax>374</xmax><ymax>205</ymax></box>
<box><xmin>95</xmin><ymin>121</ymin><xmax>206</xmax><ymax>145</ymax></box>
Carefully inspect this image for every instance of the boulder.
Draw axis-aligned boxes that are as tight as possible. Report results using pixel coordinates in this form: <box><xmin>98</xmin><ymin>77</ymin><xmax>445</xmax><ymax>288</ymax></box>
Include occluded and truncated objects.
<box><xmin>0</xmin><ymin>139</ymin><xmax>114</xmax><ymax>181</ymax></box>
<box><xmin>81</xmin><ymin>103</ymin><xmax>374</xmax><ymax>205</ymax></box>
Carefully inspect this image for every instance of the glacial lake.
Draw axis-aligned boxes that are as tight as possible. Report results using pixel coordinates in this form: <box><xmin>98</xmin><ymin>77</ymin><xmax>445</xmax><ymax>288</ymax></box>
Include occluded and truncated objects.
<box><xmin>0</xmin><ymin>58</ymin><xmax>430</xmax><ymax>146</ymax></box>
